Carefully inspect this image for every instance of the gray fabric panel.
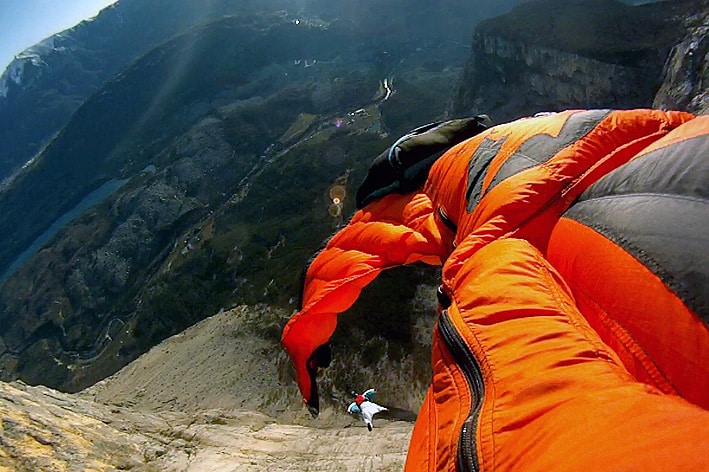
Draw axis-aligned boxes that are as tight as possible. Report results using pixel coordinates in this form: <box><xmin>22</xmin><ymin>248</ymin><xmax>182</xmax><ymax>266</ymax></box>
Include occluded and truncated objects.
<box><xmin>568</xmin><ymin>132</ymin><xmax>709</xmax><ymax>323</ymax></box>
<box><xmin>483</xmin><ymin>109</ymin><xmax>612</xmax><ymax>199</ymax></box>
<box><xmin>564</xmin><ymin>194</ymin><xmax>709</xmax><ymax>325</ymax></box>
<box><xmin>578</xmin><ymin>134</ymin><xmax>709</xmax><ymax>202</ymax></box>
<box><xmin>465</xmin><ymin>136</ymin><xmax>506</xmax><ymax>212</ymax></box>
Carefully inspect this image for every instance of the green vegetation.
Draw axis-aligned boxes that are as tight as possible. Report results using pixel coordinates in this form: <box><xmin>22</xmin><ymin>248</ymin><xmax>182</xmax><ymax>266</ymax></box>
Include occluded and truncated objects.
<box><xmin>0</xmin><ymin>1</ymin><xmax>518</xmax><ymax>393</ymax></box>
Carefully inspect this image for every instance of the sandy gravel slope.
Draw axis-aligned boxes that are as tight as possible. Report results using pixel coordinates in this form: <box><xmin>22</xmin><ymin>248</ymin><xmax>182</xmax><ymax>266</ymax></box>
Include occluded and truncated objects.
<box><xmin>1</xmin><ymin>381</ymin><xmax>412</xmax><ymax>471</ymax></box>
<box><xmin>1</xmin><ymin>306</ymin><xmax>414</xmax><ymax>471</ymax></box>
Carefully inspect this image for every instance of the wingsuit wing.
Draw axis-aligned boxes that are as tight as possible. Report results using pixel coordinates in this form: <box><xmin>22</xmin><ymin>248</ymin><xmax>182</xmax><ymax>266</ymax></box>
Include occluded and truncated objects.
<box><xmin>362</xmin><ymin>388</ymin><xmax>376</xmax><ymax>401</ymax></box>
<box><xmin>407</xmin><ymin>237</ymin><xmax>709</xmax><ymax>472</ymax></box>
<box><xmin>545</xmin><ymin>114</ymin><xmax>709</xmax><ymax>406</ymax></box>
<box><xmin>428</xmin><ymin>109</ymin><xmax>709</xmax><ymax>408</ymax></box>
<box><xmin>405</xmin><ymin>109</ymin><xmax>709</xmax><ymax>471</ymax></box>
<box><xmin>347</xmin><ymin>402</ymin><xmax>361</xmax><ymax>415</ymax></box>
<box><xmin>280</xmin><ymin>191</ymin><xmax>449</xmax><ymax>415</ymax></box>
<box><xmin>281</xmin><ymin>118</ymin><xmax>491</xmax><ymax>415</ymax></box>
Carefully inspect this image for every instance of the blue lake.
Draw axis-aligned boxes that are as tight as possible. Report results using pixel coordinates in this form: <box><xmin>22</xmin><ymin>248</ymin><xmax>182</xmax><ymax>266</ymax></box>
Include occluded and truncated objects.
<box><xmin>1</xmin><ymin>178</ymin><xmax>129</xmax><ymax>281</ymax></box>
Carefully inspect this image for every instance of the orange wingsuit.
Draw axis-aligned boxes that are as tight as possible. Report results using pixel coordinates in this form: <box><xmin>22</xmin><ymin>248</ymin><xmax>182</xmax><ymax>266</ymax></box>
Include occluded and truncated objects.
<box><xmin>281</xmin><ymin>109</ymin><xmax>709</xmax><ymax>470</ymax></box>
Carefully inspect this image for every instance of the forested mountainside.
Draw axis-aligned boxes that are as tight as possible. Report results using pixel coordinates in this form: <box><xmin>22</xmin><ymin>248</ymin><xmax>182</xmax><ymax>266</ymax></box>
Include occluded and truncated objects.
<box><xmin>0</xmin><ymin>0</ymin><xmax>524</xmax><ymax>181</ymax></box>
<box><xmin>0</xmin><ymin>0</ymin><xmax>705</xmax><ymax>395</ymax></box>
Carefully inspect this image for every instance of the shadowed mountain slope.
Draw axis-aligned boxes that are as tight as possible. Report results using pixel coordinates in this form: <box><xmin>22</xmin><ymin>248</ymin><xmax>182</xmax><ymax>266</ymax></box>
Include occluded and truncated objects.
<box><xmin>0</xmin><ymin>0</ymin><xmax>524</xmax><ymax>181</ymax></box>
<box><xmin>448</xmin><ymin>0</ymin><xmax>702</xmax><ymax>121</ymax></box>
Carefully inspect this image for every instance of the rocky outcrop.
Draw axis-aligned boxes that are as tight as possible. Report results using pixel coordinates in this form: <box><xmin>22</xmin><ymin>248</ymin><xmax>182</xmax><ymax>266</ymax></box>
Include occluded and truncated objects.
<box><xmin>0</xmin><ymin>380</ymin><xmax>412</xmax><ymax>472</ymax></box>
<box><xmin>448</xmin><ymin>0</ymin><xmax>703</xmax><ymax>122</ymax></box>
<box><xmin>0</xmin><ymin>380</ymin><xmax>150</xmax><ymax>471</ymax></box>
<box><xmin>653</xmin><ymin>6</ymin><xmax>709</xmax><ymax>114</ymax></box>
<box><xmin>0</xmin><ymin>306</ymin><xmax>415</xmax><ymax>471</ymax></box>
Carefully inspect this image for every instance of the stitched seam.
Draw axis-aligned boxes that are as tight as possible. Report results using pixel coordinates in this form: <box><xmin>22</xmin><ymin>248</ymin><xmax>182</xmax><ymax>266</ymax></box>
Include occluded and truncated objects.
<box><xmin>528</xmin><ymin>247</ymin><xmax>607</xmax><ymax>353</ymax></box>
<box><xmin>567</xmin><ymin>278</ymin><xmax>677</xmax><ymax>394</ymax></box>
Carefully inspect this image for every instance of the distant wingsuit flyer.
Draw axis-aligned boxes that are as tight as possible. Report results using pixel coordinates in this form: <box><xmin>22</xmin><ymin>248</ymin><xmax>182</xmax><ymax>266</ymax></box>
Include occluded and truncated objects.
<box><xmin>281</xmin><ymin>109</ymin><xmax>709</xmax><ymax>471</ymax></box>
<box><xmin>347</xmin><ymin>388</ymin><xmax>388</xmax><ymax>431</ymax></box>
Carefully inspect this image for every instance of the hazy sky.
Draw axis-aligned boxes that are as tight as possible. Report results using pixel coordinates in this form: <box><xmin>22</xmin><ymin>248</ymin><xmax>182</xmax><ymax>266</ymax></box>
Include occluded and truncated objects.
<box><xmin>0</xmin><ymin>0</ymin><xmax>117</xmax><ymax>72</ymax></box>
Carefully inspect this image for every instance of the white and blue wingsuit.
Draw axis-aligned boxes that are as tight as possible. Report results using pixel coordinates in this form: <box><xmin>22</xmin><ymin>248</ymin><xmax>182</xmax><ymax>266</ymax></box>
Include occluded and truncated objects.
<box><xmin>347</xmin><ymin>388</ymin><xmax>388</xmax><ymax>431</ymax></box>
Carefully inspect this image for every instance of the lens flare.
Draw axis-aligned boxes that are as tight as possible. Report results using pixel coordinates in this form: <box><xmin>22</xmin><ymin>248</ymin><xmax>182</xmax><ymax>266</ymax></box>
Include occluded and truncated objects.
<box><xmin>329</xmin><ymin>185</ymin><xmax>346</xmax><ymax>202</ymax></box>
<box><xmin>328</xmin><ymin>203</ymin><xmax>342</xmax><ymax>217</ymax></box>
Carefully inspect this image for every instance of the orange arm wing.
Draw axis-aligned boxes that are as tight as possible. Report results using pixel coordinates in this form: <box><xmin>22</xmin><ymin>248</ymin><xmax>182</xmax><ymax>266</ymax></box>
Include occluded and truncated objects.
<box><xmin>281</xmin><ymin>192</ymin><xmax>448</xmax><ymax>414</ymax></box>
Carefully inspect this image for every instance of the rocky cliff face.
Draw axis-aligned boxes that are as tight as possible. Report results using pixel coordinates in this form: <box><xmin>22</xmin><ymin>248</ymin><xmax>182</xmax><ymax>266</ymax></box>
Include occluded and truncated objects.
<box><xmin>653</xmin><ymin>6</ymin><xmax>709</xmax><ymax>114</ymax></box>
<box><xmin>448</xmin><ymin>0</ymin><xmax>704</xmax><ymax>122</ymax></box>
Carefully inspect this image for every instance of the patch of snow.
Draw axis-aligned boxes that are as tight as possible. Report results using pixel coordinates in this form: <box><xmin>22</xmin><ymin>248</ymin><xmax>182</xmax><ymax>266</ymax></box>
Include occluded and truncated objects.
<box><xmin>0</xmin><ymin>34</ymin><xmax>71</xmax><ymax>98</ymax></box>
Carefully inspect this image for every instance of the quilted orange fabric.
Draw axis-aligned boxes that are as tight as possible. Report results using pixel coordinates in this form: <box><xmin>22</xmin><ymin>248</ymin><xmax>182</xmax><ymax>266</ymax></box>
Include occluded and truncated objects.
<box><xmin>282</xmin><ymin>109</ymin><xmax>709</xmax><ymax>470</ymax></box>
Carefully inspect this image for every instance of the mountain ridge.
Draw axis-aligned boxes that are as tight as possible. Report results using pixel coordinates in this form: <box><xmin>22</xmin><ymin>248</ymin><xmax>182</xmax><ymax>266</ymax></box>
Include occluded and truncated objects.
<box><xmin>0</xmin><ymin>0</ymin><xmax>525</xmax><ymax>182</ymax></box>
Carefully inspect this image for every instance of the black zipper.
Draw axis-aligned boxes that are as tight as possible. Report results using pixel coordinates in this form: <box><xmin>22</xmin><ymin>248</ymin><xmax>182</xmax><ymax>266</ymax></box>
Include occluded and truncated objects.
<box><xmin>438</xmin><ymin>310</ymin><xmax>485</xmax><ymax>472</ymax></box>
<box><xmin>437</xmin><ymin>206</ymin><xmax>458</xmax><ymax>233</ymax></box>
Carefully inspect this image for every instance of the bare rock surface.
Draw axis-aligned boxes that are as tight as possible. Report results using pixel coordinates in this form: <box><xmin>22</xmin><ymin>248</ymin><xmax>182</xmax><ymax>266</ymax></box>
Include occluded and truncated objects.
<box><xmin>653</xmin><ymin>7</ymin><xmax>709</xmax><ymax>114</ymax></box>
<box><xmin>1</xmin><ymin>307</ymin><xmax>414</xmax><ymax>471</ymax></box>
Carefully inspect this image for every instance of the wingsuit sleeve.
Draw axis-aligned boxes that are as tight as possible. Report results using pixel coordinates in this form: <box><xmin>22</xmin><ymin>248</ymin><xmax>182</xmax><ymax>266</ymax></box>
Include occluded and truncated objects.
<box><xmin>406</xmin><ymin>237</ymin><xmax>709</xmax><ymax>471</ymax></box>
<box><xmin>281</xmin><ymin>191</ymin><xmax>449</xmax><ymax>415</ymax></box>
